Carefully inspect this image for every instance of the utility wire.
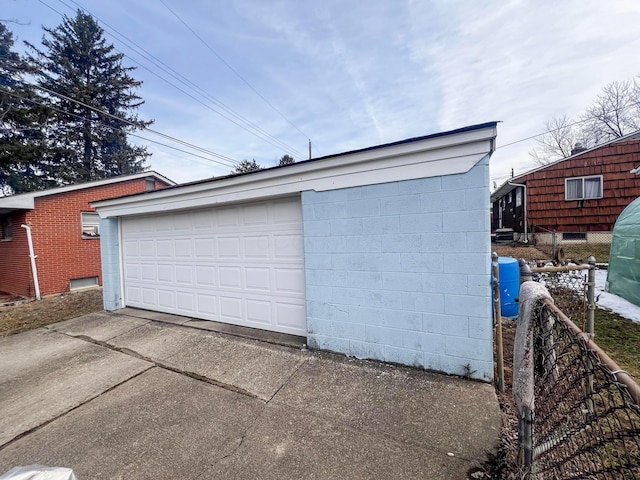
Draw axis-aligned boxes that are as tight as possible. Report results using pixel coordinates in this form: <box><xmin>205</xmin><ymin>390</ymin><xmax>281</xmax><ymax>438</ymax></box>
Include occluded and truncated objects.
<box><xmin>32</xmin><ymin>82</ymin><xmax>239</xmax><ymax>164</ymax></box>
<box><xmin>3</xmin><ymin>87</ymin><xmax>238</xmax><ymax>168</ymax></box>
<box><xmin>159</xmin><ymin>0</ymin><xmax>321</xmax><ymax>155</ymax></box>
<box><xmin>54</xmin><ymin>0</ymin><xmax>306</xmax><ymax>159</ymax></box>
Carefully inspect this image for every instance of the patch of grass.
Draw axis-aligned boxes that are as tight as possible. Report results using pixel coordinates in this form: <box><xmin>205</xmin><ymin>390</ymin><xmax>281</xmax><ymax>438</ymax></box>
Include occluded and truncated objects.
<box><xmin>594</xmin><ymin>307</ymin><xmax>640</xmax><ymax>380</ymax></box>
<box><xmin>561</xmin><ymin>243</ymin><xmax>611</xmax><ymax>263</ymax></box>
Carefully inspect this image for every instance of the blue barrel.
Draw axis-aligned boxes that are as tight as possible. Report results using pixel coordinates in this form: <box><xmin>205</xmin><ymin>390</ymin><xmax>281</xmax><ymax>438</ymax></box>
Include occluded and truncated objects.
<box><xmin>498</xmin><ymin>257</ymin><xmax>519</xmax><ymax>317</ymax></box>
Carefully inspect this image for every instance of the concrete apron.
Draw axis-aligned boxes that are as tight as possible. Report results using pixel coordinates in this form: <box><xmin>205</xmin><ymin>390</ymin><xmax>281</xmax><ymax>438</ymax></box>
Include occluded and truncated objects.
<box><xmin>0</xmin><ymin>310</ymin><xmax>500</xmax><ymax>479</ymax></box>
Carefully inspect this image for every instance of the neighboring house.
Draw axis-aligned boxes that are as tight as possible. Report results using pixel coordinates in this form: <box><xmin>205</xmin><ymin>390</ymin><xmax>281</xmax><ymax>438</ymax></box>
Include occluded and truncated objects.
<box><xmin>93</xmin><ymin>122</ymin><xmax>498</xmax><ymax>381</ymax></box>
<box><xmin>0</xmin><ymin>172</ymin><xmax>175</xmax><ymax>298</ymax></box>
<box><xmin>491</xmin><ymin>132</ymin><xmax>640</xmax><ymax>243</ymax></box>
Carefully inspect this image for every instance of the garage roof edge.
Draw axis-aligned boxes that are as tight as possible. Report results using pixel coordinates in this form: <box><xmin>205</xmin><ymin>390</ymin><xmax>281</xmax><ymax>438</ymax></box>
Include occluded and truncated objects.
<box><xmin>93</xmin><ymin>123</ymin><xmax>498</xmax><ymax>218</ymax></box>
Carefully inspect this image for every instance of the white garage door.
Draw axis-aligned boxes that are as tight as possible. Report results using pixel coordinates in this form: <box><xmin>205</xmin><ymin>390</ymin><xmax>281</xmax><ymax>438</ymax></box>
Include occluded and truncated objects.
<box><xmin>121</xmin><ymin>197</ymin><xmax>307</xmax><ymax>336</ymax></box>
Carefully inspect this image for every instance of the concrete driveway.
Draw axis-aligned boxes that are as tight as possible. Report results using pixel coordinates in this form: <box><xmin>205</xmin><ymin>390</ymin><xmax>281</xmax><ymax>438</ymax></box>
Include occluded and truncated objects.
<box><xmin>0</xmin><ymin>309</ymin><xmax>500</xmax><ymax>479</ymax></box>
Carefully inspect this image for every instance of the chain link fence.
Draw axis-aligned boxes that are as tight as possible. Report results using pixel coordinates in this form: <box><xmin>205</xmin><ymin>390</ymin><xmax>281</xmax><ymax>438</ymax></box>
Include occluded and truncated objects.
<box><xmin>530</xmin><ymin>263</ymin><xmax>590</xmax><ymax>328</ymax></box>
<box><xmin>531</xmin><ymin>227</ymin><xmax>612</xmax><ymax>264</ymax></box>
<box><xmin>513</xmin><ymin>284</ymin><xmax>640</xmax><ymax>479</ymax></box>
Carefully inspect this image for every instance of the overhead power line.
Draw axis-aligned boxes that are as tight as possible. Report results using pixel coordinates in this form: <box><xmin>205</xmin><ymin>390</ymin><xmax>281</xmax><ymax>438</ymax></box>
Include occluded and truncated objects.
<box><xmin>31</xmin><ymin>83</ymin><xmax>239</xmax><ymax>165</ymax></box>
<box><xmin>61</xmin><ymin>0</ymin><xmax>306</xmax><ymax>159</ymax></box>
<box><xmin>2</xmin><ymin>87</ymin><xmax>238</xmax><ymax>169</ymax></box>
<box><xmin>158</xmin><ymin>0</ymin><xmax>321</xmax><ymax>155</ymax></box>
<box><xmin>46</xmin><ymin>0</ymin><xmax>306</xmax><ymax>159</ymax></box>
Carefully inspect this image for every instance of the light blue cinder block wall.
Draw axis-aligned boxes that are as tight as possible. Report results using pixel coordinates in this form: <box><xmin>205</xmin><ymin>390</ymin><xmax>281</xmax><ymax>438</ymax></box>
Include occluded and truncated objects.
<box><xmin>99</xmin><ymin>217</ymin><xmax>123</xmax><ymax>311</ymax></box>
<box><xmin>301</xmin><ymin>155</ymin><xmax>493</xmax><ymax>381</ymax></box>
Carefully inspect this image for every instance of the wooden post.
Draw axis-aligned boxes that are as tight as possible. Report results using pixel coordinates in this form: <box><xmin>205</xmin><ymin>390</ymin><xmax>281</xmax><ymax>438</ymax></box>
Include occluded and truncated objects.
<box><xmin>492</xmin><ymin>252</ymin><xmax>505</xmax><ymax>393</ymax></box>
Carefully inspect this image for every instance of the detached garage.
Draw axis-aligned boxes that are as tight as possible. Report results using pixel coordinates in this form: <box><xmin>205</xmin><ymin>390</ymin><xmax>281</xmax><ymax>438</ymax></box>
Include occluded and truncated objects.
<box><xmin>93</xmin><ymin>122</ymin><xmax>498</xmax><ymax>381</ymax></box>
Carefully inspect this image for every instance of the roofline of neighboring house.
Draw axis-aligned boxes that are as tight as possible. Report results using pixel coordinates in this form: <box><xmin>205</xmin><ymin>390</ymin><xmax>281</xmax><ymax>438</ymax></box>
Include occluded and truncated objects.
<box><xmin>490</xmin><ymin>130</ymin><xmax>640</xmax><ymax>203</ymax></box>
<box><xmin>92</xmin><ymin>122</ymin><xmax>499</xmax><ymax>218</ymax></box>
<box><xmin>0</xmin><ymin>171</ymin><xmax>176</xmax><ymax>214</ymax></box>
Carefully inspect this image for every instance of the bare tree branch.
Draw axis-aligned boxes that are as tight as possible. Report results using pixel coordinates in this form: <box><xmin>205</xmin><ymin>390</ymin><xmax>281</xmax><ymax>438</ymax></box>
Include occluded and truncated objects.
<box><xmin>529</xmin><ymin>115</ymin><xmax>581</xmax><ymax>165</ymax></box>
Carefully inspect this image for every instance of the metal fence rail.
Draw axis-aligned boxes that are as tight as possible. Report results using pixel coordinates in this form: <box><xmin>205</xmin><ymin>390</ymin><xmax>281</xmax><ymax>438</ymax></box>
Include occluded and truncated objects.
<box><xmin>529</xmin><ymin>261</ymin><xmax>593</xmax><ymax>330</ymax></box>
<box><xmin>518</xmin><ymin>296</ymin><xmax>640</xmax><ymax>479</ymax></box>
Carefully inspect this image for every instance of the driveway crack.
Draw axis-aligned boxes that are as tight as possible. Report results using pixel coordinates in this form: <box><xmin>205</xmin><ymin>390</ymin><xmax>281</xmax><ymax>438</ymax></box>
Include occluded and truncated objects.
<box><xmin>0</xmin><ymin>367</ymin><xmax>152</xmax><ymax>452</ymax></box>
<box><xmin>66</xmin><ymin>333</ymin><xmax>262</xmax><ymax>401</ymax></box>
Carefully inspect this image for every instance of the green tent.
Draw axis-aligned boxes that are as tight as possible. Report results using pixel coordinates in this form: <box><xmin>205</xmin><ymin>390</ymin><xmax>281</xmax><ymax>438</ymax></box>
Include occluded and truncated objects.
<box><xmin>607</xmin><ymin>196</ymin><xmax>640</xmax><ymax>307</ymax></box>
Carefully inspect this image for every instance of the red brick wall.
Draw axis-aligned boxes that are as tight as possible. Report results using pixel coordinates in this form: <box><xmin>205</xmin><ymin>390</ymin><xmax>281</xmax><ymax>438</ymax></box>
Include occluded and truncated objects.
<box><xmin>0</xmin><ymin>177</ymin><xmax>172</xmax><ymax>297</ymax></box>
<box><xmin>0</xmin><ymin>211</ymin><xmax>33</xmax><ymax>297</ymax></box>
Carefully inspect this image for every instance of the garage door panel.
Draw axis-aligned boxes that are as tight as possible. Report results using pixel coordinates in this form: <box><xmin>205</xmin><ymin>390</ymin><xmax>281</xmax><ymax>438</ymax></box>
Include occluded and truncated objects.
<box><xmin>157</xmin><ymin>264</ymin><xmax>174</xmax><ymax>283</ymax></box>
<box><xmin>275</xmin><ymin>268</ymin><xmax>305</xmax><ymax>294</ymax></box>
<box><xmin>174</xmin><ymin>239</ymin><xmax>192</xmax><ymax>257</ymax></box>
<box><xmin>176</xmin><ymin>292</ymin><xmax>195</xmax><ymax>312</ymax></box>
<box><xmin>218</xmin><ymin>237</ymin><xmax>241</xmax><ymax>258</ymax></box>
<box><xmin>141</xmin><ymin>288</ymin><xmax>156</xmax><ymax>306</ymax></box>
<box><xmin>139</xmin><ymin>241</ymin><xmax>155</xmax><ymax>257</ymax></box>
<box><xmin>245</xmin><ymin>267</ymin><xmax>270</xmax><ymax>291</ymax></box>
<box><xmin>220</xmin><ymin>296</ymin><xmax>243</xmax><ymax>320</ymax></box>
<box><xmin>156</xmin><ymin>240</ymin><xmax>173</xmax><ymax>257</ymax></box>
<box><xmin>158</xmin><ymin>289</ymin><xmax>175</xmax><ymax>308</ymax></box>
<box><xmin>276</xmin><ymin>303</ymin><xmax>306</xmax><ymax>328</ymax></box>
<box><xmin>243</xmin><ymin>203</ymin><xmax>269</xmax><ymax>225</ymax></box>
<box><xmin>122</xmin><ymin>197</ymin><xmax>306</xmax><ymax>336</ymax></box>
<box><xmin>194</xmin><ymin>238</ymin><xmax>215</xmax><ymax>257</ymax></box>
<box><xmin>219</xmin><ymin>266</ymin><xmax>242</xmax><ymax>289</ymax></box>
<box><xmin>175</xmin><ymin>265</ymin><xmax>193</xmax><ymax>285</ymax></box>
<box><xmin>197</xmin><ymin>294</ymin><xmax>217</xmax><ymax>315</ymax></box>
<box><xmin>244</xmin><ymin>236</ymin><xmax>269</xmax><ymax>258</ymax></box>
<box><xmin>195</xmin><ymin>266</ymin><xmax>216</xmax><ymax>286</ymax></box>
<box><xmin>274</xmin><ymin>234</ymin><xmax>303</xmax><ymax>258</ymax></box>
<box><xmin>246</xmin><ymin>299</ymin><xmax>271</xmax><ymax>324</ymax></box>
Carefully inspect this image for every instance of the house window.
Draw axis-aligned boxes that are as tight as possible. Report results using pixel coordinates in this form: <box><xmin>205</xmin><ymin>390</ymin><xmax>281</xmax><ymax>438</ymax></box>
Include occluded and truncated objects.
<box><xmin>515</xmin><ymin>188</ymin><xmax>522</xmax><ymax>207</ymax></box>
<box><xmin>81</xmin><ymin>212</ymin><xmax>100</xmax><ymax>238</ymax></box>
<box><xmin>507</xmin><ymin>192</ymin><xmax>512</xmax><ymax>204</ymax></box>
<box><xmin>1</xmin><ymin>216</ymin><xmax>12</xmax><ymax>241</ymax></box>
<box><xmin>70</xmin><ymin>276</ymin><xmax>99</xmax><ymax>290</ymax></box>
<box><xmin>562</xmin><ymin>232</ymin><xmax>587</xmax><ymax>241</ymax></box>
<box><xmin>145</xmin><ymin>178</ymin><xmax>156</xmax><ymax>191</ymax></box>
<box><xmin>565</xmin><ymin>175</ymin><xmax>602</xmax><ymax>201</ymax></box>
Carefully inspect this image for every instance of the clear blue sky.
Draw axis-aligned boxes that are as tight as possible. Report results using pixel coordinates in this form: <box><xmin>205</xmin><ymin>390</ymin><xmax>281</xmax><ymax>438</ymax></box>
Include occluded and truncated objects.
<box><xmin>3</xmin><ymin>0</ymin><xmax>640</xmax><ymax>185</ymax></box>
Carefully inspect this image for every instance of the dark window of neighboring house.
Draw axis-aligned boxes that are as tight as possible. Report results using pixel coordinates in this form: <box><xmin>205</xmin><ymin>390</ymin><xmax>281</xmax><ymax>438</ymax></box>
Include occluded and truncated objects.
<box><xmin>81</xmin><ymin>212</ymin><xmax>100</xmax><ymax>238</ymax></box>
<box><xmin>563</xmin><ymin>232</ymin><xmax>587</xmax><ymax>241</ymax></box>
<box><xmin>565</xmin><ymin>175</ymin><xmax>603</xmax><ymax>201</ymax></box>
<box><xmin>507</xmin><ymin>192</ymin><xmax>512</xmax><ymax>204</ymax></box>
<box><xmin>1</xmin><ymin>216</ymin><xmax>12</xmax><ymax>241</ymax></box>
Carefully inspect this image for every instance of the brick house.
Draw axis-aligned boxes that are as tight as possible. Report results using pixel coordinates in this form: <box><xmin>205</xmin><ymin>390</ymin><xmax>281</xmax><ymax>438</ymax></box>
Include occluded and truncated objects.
<box><xmin>490</xmin><ymin>132</ymin><xmax>640</xmax><ymax>243</ymax></box>
<box><xmin>0</xmin><ymin>172</ymin><xmax>174</xmax><ymax>298</ymax></box>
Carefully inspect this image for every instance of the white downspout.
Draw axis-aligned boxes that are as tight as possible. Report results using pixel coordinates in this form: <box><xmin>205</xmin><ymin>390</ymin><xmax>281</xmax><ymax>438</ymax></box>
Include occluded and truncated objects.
<box><xmin>508</xmin><ymin>182</ymin><xmax>528</xmax><ymax>243</ymax></box>
<box><xmin>21</xmin><ymin>224</ymin><xmax>41</xmax><ymax>300</ymax></box>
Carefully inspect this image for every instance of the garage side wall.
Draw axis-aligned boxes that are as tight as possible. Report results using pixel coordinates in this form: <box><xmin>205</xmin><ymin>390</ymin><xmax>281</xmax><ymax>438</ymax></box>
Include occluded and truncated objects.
<box><xmin>301</xmin><ymin>155</ymin><xmax>493</xmax><ymax>381</ymax></box>
<box><xmin>100</xmin><ymin>217</ymin><xmax>123</xmax><ymax>311</ymax></box>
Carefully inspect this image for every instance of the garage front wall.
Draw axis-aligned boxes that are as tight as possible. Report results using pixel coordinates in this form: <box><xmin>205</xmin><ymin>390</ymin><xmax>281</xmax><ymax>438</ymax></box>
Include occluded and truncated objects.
<box><xmin>302</xmin><ymin>156</ymin><xmax>493</xmax><ymax>380</ymax></box>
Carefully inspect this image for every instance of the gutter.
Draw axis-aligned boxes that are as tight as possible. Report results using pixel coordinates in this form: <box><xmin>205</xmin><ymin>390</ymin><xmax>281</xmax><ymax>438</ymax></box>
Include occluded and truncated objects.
<box><xmin>21</xmin><ymin>224</ymin><xmax>41</xmax><ymax>300</ymax></box>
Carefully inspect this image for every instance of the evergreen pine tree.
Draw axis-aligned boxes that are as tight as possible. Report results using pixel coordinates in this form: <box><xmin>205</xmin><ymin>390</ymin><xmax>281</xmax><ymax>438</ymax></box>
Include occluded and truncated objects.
<box><xmin>0</xmin><ymin>22</ymin><xmax>49</xmax><ymax>194</ymax></box>
<box><xmin>25</xmin><ymin>10</ymin><xmax>151</xmax><ymax>186</ymax></box>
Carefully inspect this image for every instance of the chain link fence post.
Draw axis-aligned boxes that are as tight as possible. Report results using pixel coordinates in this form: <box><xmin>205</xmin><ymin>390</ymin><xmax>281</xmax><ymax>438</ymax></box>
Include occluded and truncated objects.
<box><xmin>586</xmin><ymin>255</ymin><xmax>596</xmax><ymax>339</ymax></box>
<box><xmin>518</xmin><ymin>406</ymin><xmax>533</xmax><ymax>469</ymax></box>
<box><xmin>492</xmin><ymin>252</ymin><xmax>505</xmax><ymax>393</ymax></box>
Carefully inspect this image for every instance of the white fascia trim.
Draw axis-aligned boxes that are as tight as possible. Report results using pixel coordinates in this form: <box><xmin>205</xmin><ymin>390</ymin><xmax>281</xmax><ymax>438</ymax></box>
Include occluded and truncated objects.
<box><xmin>94</xmin><ymin>126</ymin><xmax>496</xmax><ymax>218</ymax></box>
<box><xmin>0</xmin><ymin>171</ymin><xmax>175</xmax><ymax>211</ymax></box>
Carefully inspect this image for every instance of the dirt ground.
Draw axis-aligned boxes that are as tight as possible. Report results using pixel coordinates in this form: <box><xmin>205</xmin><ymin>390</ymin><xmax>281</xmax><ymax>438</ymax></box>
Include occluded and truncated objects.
<box><xmin>0</xmin><ymin>288</ymin><xmax>104</xmax><ymax>337</ymax></box>
<box><xmin>491</xmin><ymin>244</ymin><xmax>550</xmax><ymax>262</ymax></box>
